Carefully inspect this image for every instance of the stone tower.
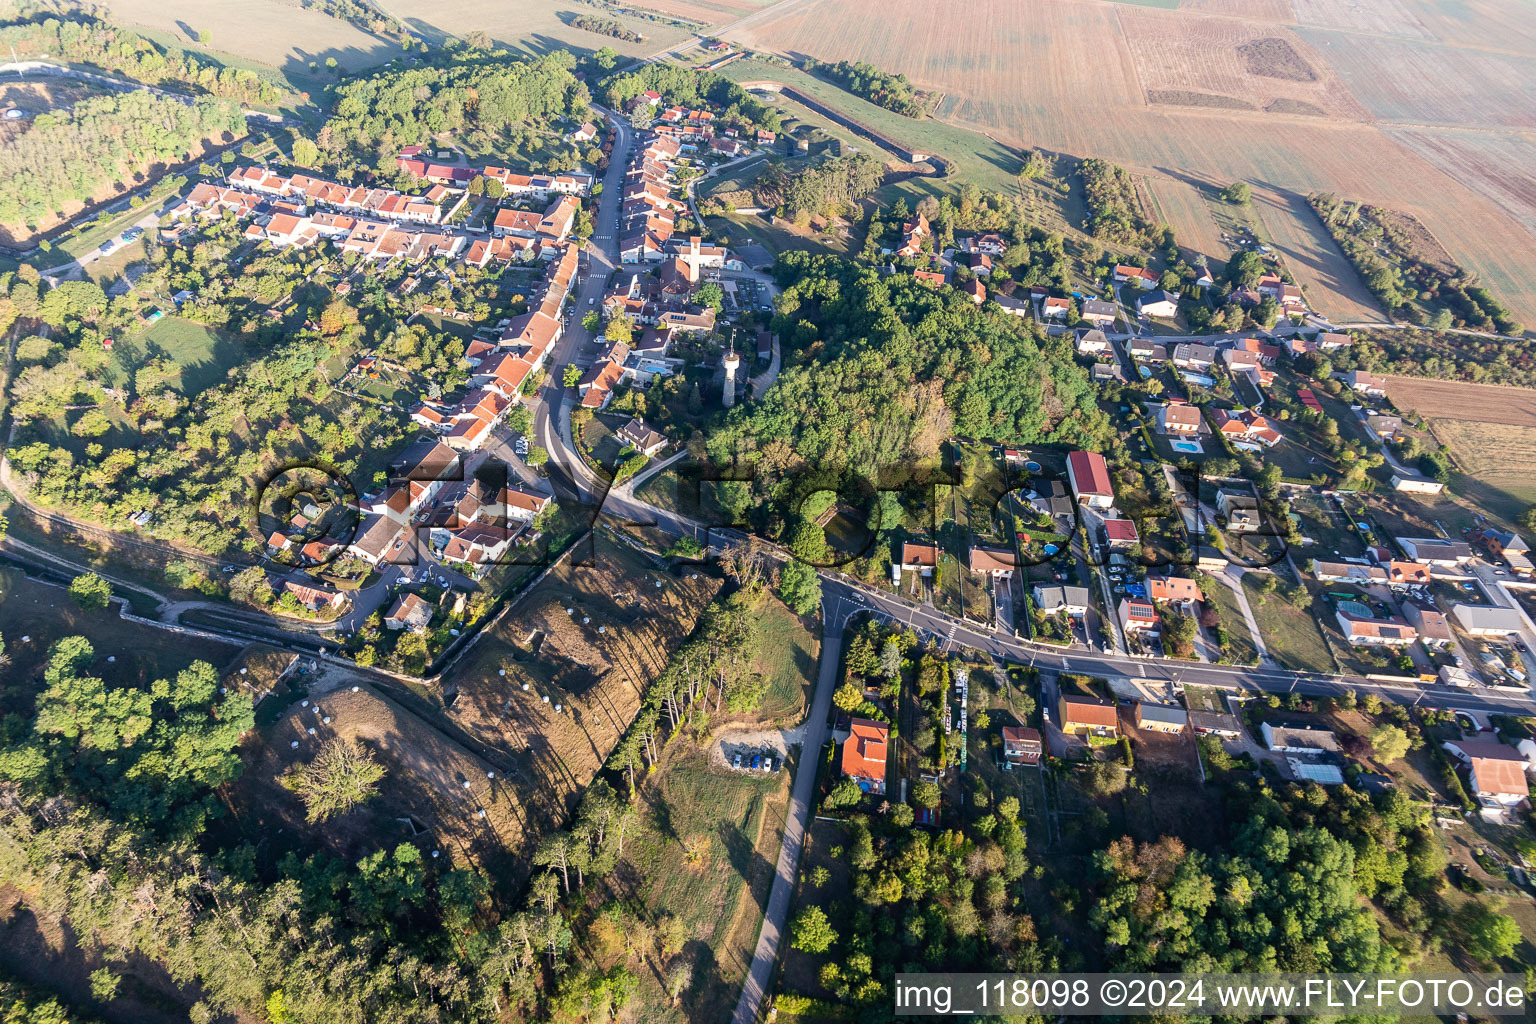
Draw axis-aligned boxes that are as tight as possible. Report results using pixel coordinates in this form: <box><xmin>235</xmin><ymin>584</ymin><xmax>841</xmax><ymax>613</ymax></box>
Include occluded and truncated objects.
<box><xmin>722</xmin><ymin>348</ymin><xmax>741</xmax><ymax>408</ymax></box>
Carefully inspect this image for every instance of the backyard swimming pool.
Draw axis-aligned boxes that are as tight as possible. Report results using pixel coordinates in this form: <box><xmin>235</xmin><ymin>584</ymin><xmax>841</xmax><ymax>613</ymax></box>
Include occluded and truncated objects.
<box><xmin>1170</xmin><ymin>438</ymin><xmax>1204</xmax><ymax>455</ymax></box>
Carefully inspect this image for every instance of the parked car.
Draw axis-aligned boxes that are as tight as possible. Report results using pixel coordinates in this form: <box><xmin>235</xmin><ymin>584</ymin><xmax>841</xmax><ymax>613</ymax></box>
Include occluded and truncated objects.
<box><xmin>750</xmin><ymin>754</ymin><xmax>761</xmax><ymax>770</ymax></box>
<box><xmin>732</xmin><ymin>752</ymin><xmax>742</xmax><ymax>768</ymax></box>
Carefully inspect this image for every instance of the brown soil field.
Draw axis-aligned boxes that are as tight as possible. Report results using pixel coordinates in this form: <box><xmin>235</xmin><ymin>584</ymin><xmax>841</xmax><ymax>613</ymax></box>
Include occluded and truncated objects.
<box><xmin>440</xmin><ymin>533</ymin><xmax>722</xmax><ymax>835</ymax></box>
<box><xmin>1118</xmin><ymin>12</ymin><xmax>1366</xmax><ymax>120</ymax></box>
<box><xmin>1383</xmin><ymin>377</ymin><xmax>1536</xmax><ymax>428</ymax></box>
<box><xmin>1403</xmin><ymin>0</ymin><xmax>1536</xmax><ymax>57</ymax></box>
<box><xmin>1249</xmin><ymin>184</ymin><xmax>1384</xmax><ymax>320</ymax></box>
<box><xmin>1297</xmin><ymin>29</ymin><xmax>1536</xmax><ymax>129</ymax></box>
<box><xmin>624</xmin><ymin>0</ymin><xmax>772</xmax><ymax>27</ymax></box>
<box><xmin>1289</xmin><ymin>0</ymin><xmax>1433</xmax><ymax>38</ymax></box>
<box><xmin>107</xmin><ymin>0</ymin><xmax>399</xmax><ymax>71</ymax></box>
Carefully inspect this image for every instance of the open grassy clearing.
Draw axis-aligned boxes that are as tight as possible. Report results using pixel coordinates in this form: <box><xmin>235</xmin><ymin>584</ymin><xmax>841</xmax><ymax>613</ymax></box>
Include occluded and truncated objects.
<box><xmin>1144</xmin><ymin>174</ymin><xmax>1229</xmax><ymax>270</ymax></box>
<box><xmin>718</xmin><ymin>58</ymin><xmax>1027</xmax><ymax>196</ymax></box>
<box><xmin>128</xmin><ymin>315</ymin><xmax>245</xmax><ymax>395</ymax></box>
<box><xmin>438</xmin><ymin>534</ymin><xmax>722</xmax><ymax>856</ymax></box>
<box><xmin>619</xmin><ymin>744</ymin><xmax>789</xmax><ymax>1022</ymax></box>
<box><xmin>0</xmin><ymin>567</ymin><xmax>238</xmax><ymax>685</ymax></box>
<box><xmin>1428</xmin><ymin>418</ymin><xmax>1536</xmax><ymax>526</ymax></box>
<box><xmin>107</xmin><ymin>0</ymin><xmax>401</xmax><ymax>78</ymax></box>
<box><xmin>705</xmin><ymin>210</ymin><xmax>855</xmax><ymax>259</ymax></box>
<box><xmin>1242</xmin><ymin>572</ymin><xmax>1335</xmax><ymax>673</ymax></box>
<box><xmin>376</xmin><ymin>0</ymin><xmax>692</xmax><ymax>57</ymax></box>
<box><xmin>752</xmin><ymin>596</ymin><xmax>821</xmax><ymax>725</ymax></box>
<box><xmin>1203</xmin><ymin>579</ymin><xmax>1258</xmax><ymax>665</ymax></box>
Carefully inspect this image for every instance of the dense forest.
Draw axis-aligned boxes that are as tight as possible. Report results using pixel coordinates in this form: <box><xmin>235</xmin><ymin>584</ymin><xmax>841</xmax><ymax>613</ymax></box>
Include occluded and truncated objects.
<box><xmin>601</xmin><ymin>62</ymin><xmax>780</xmax><ymax>133</ymax></box>
<box><xmin>1310</xmin><ymin>193</ymin><xmax>1522</xmax><ymax>336</ymax></box>
<box><xmin>703</xmin><ymin>252</ymin><xmax>1112</xmax><ymax>534</ymax></box>
<box><xmin>0</xmin><ymin>91</ymin><xmax>245</xmax><ymax>230</ymax></box>
<box><xmin>319</xmin><ymin>53</ymin><xmax>590</xmax><ymax>172</ymax></box>
<box><xmin>1077</xmin><ymin>157</ymin><xmax>1155</xmax><ymax>246</ymax></box>
<box><xmin>804</xmin><ymin>58</ymin><xmax>928</xmax><ymax>117</ymax></box>
<box><xmin>750</xmin><ymin>153</ymin><xmax>886</xmax><ymax>220</ymax></box>
<box><xmin>0</xmin><ymin>14</ymin><xmax>284</xmax><ymax>105</ymax></box>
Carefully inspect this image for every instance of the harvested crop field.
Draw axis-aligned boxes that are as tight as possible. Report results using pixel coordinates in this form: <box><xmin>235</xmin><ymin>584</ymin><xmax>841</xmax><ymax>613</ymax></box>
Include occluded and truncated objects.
<box><xmin>1251</xmin><ymin>185</ymin><xmax>1382</xmax><ymax>321</ymax></box>
<box><xmin>1297</xmin><ymin>30</ymin><xmax>1536</xmax><ymax>129</ymax></box>
<box><xmin>1118</xmin><ymin>12</ymin><xmax>1365</xmax><ymax>120</ymax></box>
<box><xmin>377</xmin><ymin>0</ymin><xmax>691</xmax><ymax>55</ymax></box>
<box><xmin>1290</xmin><ymin>0</ymin><xmax>1433</xmax><ymax>38</ymax></box>
<box><xmin>1383</xmin><ymin>377</ymin><xmax>1536</xmax><ymax>428</ymax></box>
<box><xmin>441</xmin><ymin>533</ymin><xmax>722</xmax><ymax>833</ymax></box>
<box><xmin>624</xmin><ymin>0</ymin><xmax>776</xmax><ymax>27</ymax></box>
<box><xmin>1144</xmin><ymin>175</ymin><xmax>1228</xmax><ymax>269</ymax></box>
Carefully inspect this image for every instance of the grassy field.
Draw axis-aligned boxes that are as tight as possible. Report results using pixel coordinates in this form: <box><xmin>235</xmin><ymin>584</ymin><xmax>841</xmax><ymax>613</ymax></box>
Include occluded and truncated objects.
<box><xmin>705</xmin><ymin>210</ymin><xmax>855</xmax><ymax>259</ymax></box>
<box><xmin>619</xmin><ymin>744</ymin><xmax>789</xmax><ymax>1023</ymax></box>
<box><xmin>717</xmin><ymin>59</ymin><xmax>1027</xmax><ymax>196</ymax></box>
<box><xmin>1204</xmin><ymin>579</ymin><xmax>1258</xmax><ymax>665</ymax></box>
<box><xmin>0</xmin><ymin>568</ymin><xmax>238</xmax><ymax>686</ymax></box>
<box><xmin>753</xmin><ymin>595</ymin><xmax>821</xmax><ymax>725</ymax></box>
<box><xmin>130</xmin><ymin>316</ymin><xmax>243</xmax><ymax>395</ymax></box>
<box><xmin>1242</xmin><ymin>572</ymin><xmax>1335</xmax><ymax>673</ymax></box>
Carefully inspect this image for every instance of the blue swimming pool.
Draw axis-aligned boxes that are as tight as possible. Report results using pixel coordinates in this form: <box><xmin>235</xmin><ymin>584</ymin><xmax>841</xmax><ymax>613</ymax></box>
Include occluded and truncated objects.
<box><xmin>1042</xmin><ymin>543</ymin><xmax>1059</xmax><ymax>555</ymax></box>
<box><xmin>1170</xmin><ymin>438</ymin><xmax>1204</xmax><ymax>455</ymax></box>
<box><xmin>1025</xmin><ymin>461</ymin><xmax>1041</xmax><ymax>473</ymax></box>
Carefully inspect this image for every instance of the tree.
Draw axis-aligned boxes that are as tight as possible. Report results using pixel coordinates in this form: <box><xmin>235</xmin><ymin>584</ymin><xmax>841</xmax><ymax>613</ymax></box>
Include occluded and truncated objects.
<box><xmin>291</xmin><ymin>137</ymin><xmax>320</xmax><ymax>167</ymax></box>
<box><xmin>68</xmin><ymin>572</ymin><xmax>112</xmax><ymax>611</ymax></box>
<box><xmin>1465</xmin><ymin>904</ymin><xmax>1520</xmax><ymax>965</ymax></box>
<box><xmin>1222</xmin><ymin>181</ymin><xmax>1252</xmax><ymax>205</ymax></box>
<box><xmin>562</xmin><ymin>363</ymin><xmax>581</xmax><ymax>388</ymax></box>
<box><xmin>695</xmin><ymin>282</ymin><xmax>724</xmax><ymax>314</ymax></box>
<box><xmin>778</xmin><ymin>558</ymin><xmax>821</xmax><ymax>615</ymax></box>
<box><xmin>282</xmin><ymin>737</ymin><xmax>386</xmax><ymax>822</ymax></box>
<box><xmin>879</xmin><ymin>638</ymin><xmax>902</xmax><ymax>680</ymax></box>
<box><xmin>833</xmin><ymin>681</ymin><xmax>865</xmax><ymax>713</ymax></box>
<box><xmin>911</xmin><ymin>780</ymin><xmax>940</xmax><ymax>809</ymax></box>
<box><xmin>605</xmin><ymin>313</ymin><xmax>634</xmax><ymax>344</ymax></box>
<box><xmin>789</xmin><ymin>905</ymin><xmax>837</xmax><ymax>953</ymax></box>
<box><xmin>1368</xmin><ymin>724</ymin><xmax>1410</xmax><ymax>763</ymax></box>
<box><xmin>526</xmin><ymin>445</ymin><xmax>549</xmax><ymax>468</ymax></box>
<box><xmin>582</xmin><ymin>310</ymin><xmax>600</xmax><ymax>332</ymax></box>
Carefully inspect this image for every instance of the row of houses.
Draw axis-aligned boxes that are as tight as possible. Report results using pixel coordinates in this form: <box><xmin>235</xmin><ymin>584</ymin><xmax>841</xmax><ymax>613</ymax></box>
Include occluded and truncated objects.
<box><xmin>397</xmin><ymin>147</ymin><xmax>593</xmax><ymax>198</ymax></box>
<box><xmin>223</xmin><ymin>165</ymin><xmax>459</xmax><ymax>224</ymax></box>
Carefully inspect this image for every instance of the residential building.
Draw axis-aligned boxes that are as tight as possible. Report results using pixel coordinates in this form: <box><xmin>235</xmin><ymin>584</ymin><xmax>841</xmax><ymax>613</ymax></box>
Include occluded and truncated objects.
<box><xmin>1313</xmin><ymin>561</ymin><xmax>1388</xmax><ymax>584</ymax></box>
<box><xmin>968</xmin><ymin>546</ymin><xmax>1016</xmax><ymax>578</ymax></box>
<box><xmin>1335</xmin><ymin>609</ymin><xmax>1417</xmax><ymax>645</ymax></box>
<box><xmin>1104</xmin><ymin>518</ymin><xmax>1139</xmax><ymax>550</ymax></box>
<box><xmin>1134</xmin><ymin>703</ymin><xmax>1188</xmax><ymax>733</ymax></box>
<box><xmin>1033</xmin><ymin>584</ymin><xmax>1090</xmax><ymax>617</ymax></box>
<box><xmin>1075</xmin><ymin>328</ymin><xmax>1111</xmax><ymax>356</ymax></box>
<box><xmin>1040</xmin><ymin>295</ymin><xmax>1071</xmax><ymax>320</ymax></box>
<box><xmin>1385</xmin><ymin>561</ymin><xmax>1431</xmax><ymax>587</ymax></box>
<box><xmin>1170</xmin><ymin>343</ymin><xmax>1216</xmax><ymax>370</ymax></box>
<box><xmin>1137</xmin><ymin>289</ymin><xmax>1179</xmax><ymax>318</ymax></box>
<box><xmin>1483</xmin><ymin>530</ymin><xmax>1534</xmax><ymax>576</ymax></box>
<box><xmin>1189</xmin><ymin>710</ymin><xmax>1242</xmax><ymax>738</ymax></box>
<box><xmin>1157</xmin><ymin>402</ymin><xmax>1202</xmax><ymax>435</ymax></box>
<box><xmin>1002</xmin><ymin>726</ymin><xmax>1043</xmax><ymax>766</ymax></box>
<box><xmin>384</xmin><ymin>592</ymin><xmax>433</xmax><ymax>631</ymax></box>
<box><xmin>616</xmin><ymin>417</ymin><xmax>667</xmax><ymax>455</ymax></box>
<box><xmin>283</xmin><ymin>579</ymin><xmax>346</xmax><ymax>613</ymax></box>
<box><xmin>1113</xmin><ymin>264</ymin><xmax>1157</xmax><ymax>288</ymax></box>
<box><xmin>1397</xmin><ymin>538</ymin><xmax>1473</xmax><ymax>565</ymax></box>
<box><xmin>1119</xmin><ymin>598</ymin><xmax>1158</xmax><ymax>633</ymax></box>
<box><xmin>1057</xmin><ymin>695</ymin><xmax>1120</xmax><ymax>737</ymax></box>
<box><xmin>1079</xmin><ymin>298</ymin><xmax>1118</xmax><ymax>325</ymax></box>
<box><xmin>1261</xmin><ymin>723</ymin><xmax>1340</xmax><ymax>754</ymax></box>
<box><xmin>1345</xmin><ymin>370</ymin><xmax>1387</xmax><ymax>397</ymax></box>
<box><xmin>1403</xmin><ymin>602</ymin><xmax>1453</xmax><ymax>647</ymax></box>
<box><xmin>1066</xmin><ymin>451</ymin><xmax>1114</xmax><ymax>509</ymax></box>
<box><xmin>1444</xmin><ymin>739</ymin><xmax>1529</xmax><ymax>810</ymax></box>
<box><xmin>1146</xmin><ymin>576</ymin><xmax>1200</xmax><ymax>605</ymax></box>
<box><xmin>898</xmin><ymin>542</ymin><xmax>939</xmax><ymax>576</ymax></box>
<box><xmin>841</xmin><ymin>718</ymin><xmax>889</xmax><ymax>794</ymax></box>
<box><xmin>1216</xmin><ymin>489</ymin><xmax>1261</xmax><ymax>531</ymax></box>
<box><xmin>1452</xmin><ymin>604</ymin><xmax>1524</xmax><ymax>636</ymax></box>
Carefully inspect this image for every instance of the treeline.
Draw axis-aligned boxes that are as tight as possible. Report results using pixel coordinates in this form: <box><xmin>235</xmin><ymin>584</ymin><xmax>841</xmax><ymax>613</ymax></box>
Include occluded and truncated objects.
<box><xmin>1311</xmin><ymin>193</ymin><xmax>1522</xmax><ymax>335</ymax></box>
<box><xmin>607</xmin><ymin>586</ymin><xmax>766</xmax><ymax>789</ymax></box>
<box><xmin>0</xmin><ymin>973</ymin><xmax>108</xmax><ymax>1024</ymax></box>
<box><xmin>320</xmin><ymin>53</ymin><xmax>589</xmax><ymax>171</ymax></box>
<box><xmin>602</xmin><ymin>63</ymin><xmax>780</xmax><ymax>133</ymax></box>
<box><xmin>1077</xmin><ymin>156</ymin><xmax>1155</xmax><ymax>246</ymax></box>
<box><xmin>294</xmin><ymin>0</ymin><xmax>417</xmax><ymax>45</ymax></box>
<box><xmin>0</xmin><ymin>90</ymin><xmax>245</xmax><ymax>229</ymax></box>
<box><xmin>0</xmin><ymin>14</ymin><xmax>284</xmax><ymax>105</ymax></box>
<box><xmin>1351</xmin><ymin>328</ymin><xmax>1536</xmax><ymax>389</ymax></box>
<box><xmin>571</xmin><ymin>14</ymin><xmax>642</xmax><ymax>42</ymax></box>
<box><xmin>805</xmin><ymin>58</ymin><xmax>928</xmax><ymax>117</ymax></box>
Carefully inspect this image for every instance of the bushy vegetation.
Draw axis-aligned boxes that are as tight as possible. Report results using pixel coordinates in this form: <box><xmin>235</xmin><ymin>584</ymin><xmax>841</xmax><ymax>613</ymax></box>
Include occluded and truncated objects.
<box><xmin>752</xmin><ymin>153</ymin><xmax>886</xmax><ymax>221</ymax></box>
<box><xmin>1311</xmin><ymin>193</ymin><xmax>1522</xmax><ymax>335</ymax></box>
<box><xmin>1077</xmin><ymin>157</ymin><xmax>1156</xmax><ymax>246</ymax></box>
<box><xmin>805</xmin><ymin>58</ymin><xmax>928</xmax><ymax>117</ymax></box>
<box><xmin>0</xmin><ymin>91</ymin><xmax>245</xmax><ymax>229</ymax></box>
<box><xmin>571</xmin><ymin>14</ymin><xmax>643</xmax><ymax>43</ymax></box>
<box><xmin>602</xmin><ymin>63</ymin><xmax>780</xmax><ymax>132</ymax></box>
<box><xmin>320</xmin><ymin>53</ymin><xmax>589</xmax><ymax>172</ymax></box>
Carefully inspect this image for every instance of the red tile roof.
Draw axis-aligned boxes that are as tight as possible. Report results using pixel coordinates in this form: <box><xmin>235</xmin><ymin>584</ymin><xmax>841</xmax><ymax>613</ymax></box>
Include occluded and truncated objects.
<box><xmin>841</xmin><ymin>718</ymin><xmax>888</xmax><ymax>783</ymax></box>
<box><xmin>1067</xmin><ymin>451</ymin><xmax>1113</xmax><ymax>497</ymax></box>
